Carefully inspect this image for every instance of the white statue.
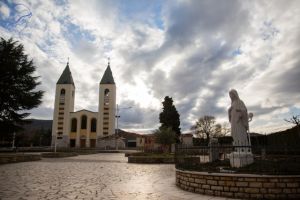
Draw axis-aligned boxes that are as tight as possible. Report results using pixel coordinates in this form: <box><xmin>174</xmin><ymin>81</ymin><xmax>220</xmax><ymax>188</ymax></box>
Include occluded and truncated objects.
<box><xmin>228</xmin><ymin>89</ymin><xmax>250</xmax><ymax>147</ymax></box>
<box><xmin>228</xmin><ymin>89</ymin><xmax>254</xmax><ymax>167</ymax></box>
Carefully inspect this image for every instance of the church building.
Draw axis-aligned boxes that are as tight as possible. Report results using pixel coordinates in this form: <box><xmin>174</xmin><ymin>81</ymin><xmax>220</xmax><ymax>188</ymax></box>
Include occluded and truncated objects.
<box><xmin>51</xmin><ymin>61</ymin><xmax>116</xmax><ymax>148</ymax></box>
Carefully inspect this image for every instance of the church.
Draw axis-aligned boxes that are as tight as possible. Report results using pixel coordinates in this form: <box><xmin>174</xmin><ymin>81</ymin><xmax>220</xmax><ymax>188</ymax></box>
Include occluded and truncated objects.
<box><xmin>51</xmin><ymin>61</ymin><xmax>116</xmax><ymax>148</ymax></box>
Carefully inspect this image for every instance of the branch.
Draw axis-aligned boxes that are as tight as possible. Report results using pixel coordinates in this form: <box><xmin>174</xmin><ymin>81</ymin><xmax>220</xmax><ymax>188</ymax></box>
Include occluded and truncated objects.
<box><xmin>284</xmin><ymin>115</ymin><xmax>300</xmax><ymax>126</ymax></box>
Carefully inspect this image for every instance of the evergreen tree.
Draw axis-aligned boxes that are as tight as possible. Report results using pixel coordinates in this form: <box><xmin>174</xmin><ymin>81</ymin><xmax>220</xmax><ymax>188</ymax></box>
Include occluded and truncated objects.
<box><xmin>154</xmin><ymin>126</ymin><xmax>176</xmax><ymax>153</ymax></box>
<box><xmin>159</xmin><ymin>96</ymin><xmax>181</xmax><ymax>143</ymax></box>
<box><xmin>0</xmin><ymin>38</ymin><xmax>43</xmax><ymax>137</ymax></box>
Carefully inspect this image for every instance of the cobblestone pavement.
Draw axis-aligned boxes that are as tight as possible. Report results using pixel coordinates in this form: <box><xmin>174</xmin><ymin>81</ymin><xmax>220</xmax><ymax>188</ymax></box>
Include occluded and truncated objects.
<box><xmin>0</xmin><ymin>153</ymin><xmax>231</xmax><ymax>200</ymax></box>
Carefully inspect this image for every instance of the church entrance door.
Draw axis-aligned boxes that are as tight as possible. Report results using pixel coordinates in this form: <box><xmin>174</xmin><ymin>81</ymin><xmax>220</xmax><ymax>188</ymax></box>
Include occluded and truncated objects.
<box><xmin>80</xmin><ymin>139</ymin><xmax>86</xmax><ymax>148</ymax></box>
<box><xmin>70</xmin><ymin>139</ymin><xmax>76</xmax><ymax>147</ymax></box>
<box><xmin>90</xmin><ymin>139</ymin><xmax>96</xmax><ymax>148</ymax></box>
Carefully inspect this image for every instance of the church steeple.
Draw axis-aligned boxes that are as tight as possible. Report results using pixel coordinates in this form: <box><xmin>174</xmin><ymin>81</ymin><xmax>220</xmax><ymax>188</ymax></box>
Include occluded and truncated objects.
<box><xmin>57</xmin><ymin>61</ymin><xmax>75</xmax><ymax>86</ymax></box>
<box><xmin>52</xmin><ymin>60</ymin><xmax>75</xmax><ymax>148</ymax></box>
<box><xmin>97</xmin><ymin>58</ymin><xmax>116</xmax><ymax>138</ymax></box>
<box><xmin>100</xmin><ymin>59</ymin><xmax>115</xmax><ymax>84</ymax></box>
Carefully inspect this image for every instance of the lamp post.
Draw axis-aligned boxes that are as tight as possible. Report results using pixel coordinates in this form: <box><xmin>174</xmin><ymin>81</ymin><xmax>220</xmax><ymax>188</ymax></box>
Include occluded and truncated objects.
<box><xmin>54</xmin><ymin>131</ymin><xmax>57</xmax><ymax>153</ymax></box>
<box><xmin>12</xmin><ymin>131</ymin><xmax>16</xmax><ymax>153</ymax></box>
<box><xmin>115</xmin><ymin>104</ymin><xmax>132</xmax><ymax>150</ymax></box>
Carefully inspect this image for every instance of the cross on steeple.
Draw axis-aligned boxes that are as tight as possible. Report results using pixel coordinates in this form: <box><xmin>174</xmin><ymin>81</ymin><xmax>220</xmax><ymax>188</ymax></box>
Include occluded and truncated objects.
<box><xmin>100</xmin><ymin>57</ymin><xmax>115</xmax><ymax>84</ymax></box>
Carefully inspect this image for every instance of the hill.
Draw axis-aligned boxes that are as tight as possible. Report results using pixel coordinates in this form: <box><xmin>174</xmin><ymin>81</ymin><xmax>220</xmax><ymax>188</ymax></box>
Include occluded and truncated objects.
<box><xmin>22</xmin><ymin>119</ymin><xmax>52</xmax><ymax>132</ymax></box>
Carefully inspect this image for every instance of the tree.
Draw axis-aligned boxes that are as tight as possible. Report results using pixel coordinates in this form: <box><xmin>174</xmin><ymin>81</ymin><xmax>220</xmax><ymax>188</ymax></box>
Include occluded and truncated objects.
<box><xmin>221</xmin><ymin>122</ymin><xmax>231</xmax><ymax>136</ymax></box>
<box><xmin>284</xmin><ymin>115</ymin><xmax>300</xmax><ymax>137</ymax></box>
<box><xmin>159</xmin><ymin>96</ymin><xmax>181</xmax><ymax>143</ymax></box>
<box><xmin>154</xmin><ymin>126</ymin><xmax>176</xmax><ymax>153</ymax></box>
<box><xmin>285</xmin><ymin>115</ymin><xmax>300</xmax><ymax>127</ymax></box>
<box><xmin>0</xmin><ymin>38</ymin><xmax>43</xmax><ymax>137</ymax></box>
<box><xmin>191</xmin><ymin>115</ymin><xmax>222</xmax><ymax>145</ymax></box>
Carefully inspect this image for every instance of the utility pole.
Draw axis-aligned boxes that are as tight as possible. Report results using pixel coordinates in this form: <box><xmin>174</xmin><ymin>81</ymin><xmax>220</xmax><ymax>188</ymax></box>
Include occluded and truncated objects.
<box><xmin>115</xmin><ymin>104</ymin><xmax>132</xmax><ymax>150</ymax></box>
<box><xmin>115</xmin><ymin>104</ymin><xmax>120</xmax><ymax>150</ymax></box>
<box><xmin>54</xmin><ymin>131</ymin><xmax>57</xmax><ymax>153</ymax></box>
<box><xmin>12</xmin><ymin>132</ymin><xmax>16</xmax><ymax>150</ymax></box>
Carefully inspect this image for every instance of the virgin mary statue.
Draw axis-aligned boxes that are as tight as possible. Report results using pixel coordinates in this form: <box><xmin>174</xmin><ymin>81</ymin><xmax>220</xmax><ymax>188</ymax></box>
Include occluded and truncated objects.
<box><xmin>228</xmin><ymin>89</ymin><xmax>253</xmax><ymax>167</ymax></box>
<box><xmin>228</xmin><ymin>89</ymin><xmax>250</xmax><ymax>147</ymax></box>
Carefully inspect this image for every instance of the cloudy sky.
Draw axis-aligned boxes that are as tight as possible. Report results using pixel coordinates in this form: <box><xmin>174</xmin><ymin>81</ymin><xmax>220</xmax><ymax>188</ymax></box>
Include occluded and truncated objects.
<box><xmin>1</xmin><ymin>0</ymin><xmax>299</xmax><ymax>134</ymax></box>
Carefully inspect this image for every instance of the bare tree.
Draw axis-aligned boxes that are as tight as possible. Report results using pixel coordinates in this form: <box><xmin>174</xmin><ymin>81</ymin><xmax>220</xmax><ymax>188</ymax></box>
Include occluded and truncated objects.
<box><xmin>284</xmin><ymin>115</ymin><xmax>300</xmax><ymax>137</ymax></box>
<box><xmin>221</xmin><ymin>122</ymin><xmax>231</xmax><ymax>136</ymax></box>
<box><xmin>191</xmin><ymin>116</ymin><xmax>222</xmax><ymax>144</ymax></box>
<box><xmin>284</xmin><ymin>115</ymin><xmax>300</xmax><ymax>127</ymax></box>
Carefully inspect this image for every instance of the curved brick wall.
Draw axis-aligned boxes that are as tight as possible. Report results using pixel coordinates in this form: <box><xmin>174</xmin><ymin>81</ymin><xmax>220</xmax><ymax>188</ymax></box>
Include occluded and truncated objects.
<box><xmin>176</xmin><ymin>169</ymin><xmax>300</xmax><ymax>199</ymax></box>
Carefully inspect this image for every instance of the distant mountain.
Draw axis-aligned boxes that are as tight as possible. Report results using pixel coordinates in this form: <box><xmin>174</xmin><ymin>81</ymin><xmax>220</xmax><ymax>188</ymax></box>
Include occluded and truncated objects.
<box><xmin>22</xmin><ymin>119</ymin><xmax>52</xmax><ymax>132</ymax></box>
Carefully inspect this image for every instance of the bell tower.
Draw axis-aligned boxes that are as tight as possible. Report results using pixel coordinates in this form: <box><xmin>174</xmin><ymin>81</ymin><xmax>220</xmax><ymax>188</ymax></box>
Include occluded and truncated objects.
<box><xmin>97</xmin><ymin>60</ymin><xmax>116</xmax><ymax>138</ymax></box>
<box><xmin>52</xmin><ymin>61</ymin><xmax>75</xmax><ymax>147</ymax></box>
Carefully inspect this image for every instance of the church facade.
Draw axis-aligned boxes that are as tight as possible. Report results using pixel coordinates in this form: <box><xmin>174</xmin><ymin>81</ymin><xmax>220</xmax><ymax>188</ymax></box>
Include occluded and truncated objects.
<box><xmin>51</xmin><ymin>61</ymin><xmax>116</xmax><ymax>148</ymax></box>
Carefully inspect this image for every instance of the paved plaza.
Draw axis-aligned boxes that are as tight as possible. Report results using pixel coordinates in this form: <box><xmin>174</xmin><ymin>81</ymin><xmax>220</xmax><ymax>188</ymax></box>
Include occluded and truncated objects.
<box><xmin>0</xmin><ymin>153</ymin><xmax>231</xmax><ymax>200</ymax></box>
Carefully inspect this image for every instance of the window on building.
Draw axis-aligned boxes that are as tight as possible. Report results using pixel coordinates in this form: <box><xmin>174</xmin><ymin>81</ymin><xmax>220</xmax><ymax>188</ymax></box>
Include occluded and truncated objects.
<box><xmin>60</xmin><ymin>89</ymin><xmax>66</xmax><ymax>104</ymax></box>
<box><xmin>91</xmin><ymin>118</ymin><xmax>97</xmax><ymax>132</ymax></box>
<box><xmin>104</xmin><ymin>89</ymin><xmax>110</xmax><ymax>96</ymax></box>
<box><xmin>81</xmin><ymin>115</ymin><xmax>87</xmax><ymax>129</ymax></box>
<box><xmin>60</xmin><ymin>89</ymin><xmax>65</xmax><ymax>95</ymax></box>
<box><xmin>71</xmin><ymin>118</ymin><xmax>77</xmax><ymax>132</ymax></box>
<box><xmin>104</xmin><ymin>89</ymin><xmax>110</xmax><ymax>105</ymax></box>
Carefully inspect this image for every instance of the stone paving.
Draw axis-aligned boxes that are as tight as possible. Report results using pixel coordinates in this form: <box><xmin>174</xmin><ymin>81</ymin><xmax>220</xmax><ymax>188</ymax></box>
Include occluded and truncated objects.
<box><xmin>0</xmin><ymin>153</ymin><xmax>232</xmax><ymax>200</ymax></box>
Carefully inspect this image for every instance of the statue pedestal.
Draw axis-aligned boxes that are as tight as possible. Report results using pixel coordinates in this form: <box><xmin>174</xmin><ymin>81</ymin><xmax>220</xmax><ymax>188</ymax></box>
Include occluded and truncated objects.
<box><xmin>229</xmin><ymin>152</ymin><xmax>254</xmax><ymax>168</ymax></box>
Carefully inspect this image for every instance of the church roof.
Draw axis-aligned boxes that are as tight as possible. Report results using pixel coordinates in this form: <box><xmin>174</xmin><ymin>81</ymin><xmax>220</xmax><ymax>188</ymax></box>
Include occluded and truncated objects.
<box><xmin>57</xmin><ymin>62</ymin><xmax>75</xmax><ymax>86</ymax></box>
<box><xmin>100</xmin><ymin>62</ymin><xmax>115</xmax><ymax>84</ymax></box>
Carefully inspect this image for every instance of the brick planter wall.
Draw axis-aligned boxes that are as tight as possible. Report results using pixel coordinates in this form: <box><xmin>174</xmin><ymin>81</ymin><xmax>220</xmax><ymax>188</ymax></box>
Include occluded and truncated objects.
<box><xmin>0</xmin><ymin>154</ymin><xmax>41</xmax><ymax>164</ymax></box>
<box><xmin>176</xmin><ymin>169</ymin><xmax>300</xmax><ymax>199</ymax></box>
<box><xmin>128</xmin><ymin>156</ymin><xmax>174</xmax><ymax>163</ymax></box>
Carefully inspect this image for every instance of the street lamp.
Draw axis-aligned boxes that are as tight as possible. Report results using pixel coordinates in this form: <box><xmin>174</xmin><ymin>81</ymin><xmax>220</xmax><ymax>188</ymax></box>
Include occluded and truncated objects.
<box><xmin>54</xmin><ymin>131</ymin><xmax>57</xmax><ymax>153</ymax></box>
<box><xmin>12</xmin><ymin>131</ymin><xmax>16</xmax><ymax>149</ymax></box>
<box><xmin>115</xmin><ymin>104</ymin><xmax>132</xmax><ymax>150</ymax></box>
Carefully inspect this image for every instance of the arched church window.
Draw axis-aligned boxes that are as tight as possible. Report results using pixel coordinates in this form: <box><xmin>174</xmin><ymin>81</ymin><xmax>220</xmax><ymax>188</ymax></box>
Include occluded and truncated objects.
<box><xmin>81</xmin><ymin>115</ymin><xmax>87</xmax><ymax>129</ymax></box>
<box><xmin>104</xmin><ymin>89</ymin><xmax>110</xmax><ymax>105</ymax></box>
<box><xmin>60</xmin><ymin>89</ymin><xmax>65</xmax><ymax>95</ymax></box>
<box><xmin>60</xmin><ymin>89</ymin><xmax>65</xmax><ymax>103</ymax></box>
<box><xmin>104</xmin><ymin>89</ymin><xmax>110</xmax><ymax>96</ymax></box>
<box><xmin>91</xmin><ymin>118</ymin><xmax>97</xmax><ymax>132</ymax></box>
<box><xmin>71</xmin><ymin>118</ymin><xmax>77</xmax><ymax>132</ymax></box>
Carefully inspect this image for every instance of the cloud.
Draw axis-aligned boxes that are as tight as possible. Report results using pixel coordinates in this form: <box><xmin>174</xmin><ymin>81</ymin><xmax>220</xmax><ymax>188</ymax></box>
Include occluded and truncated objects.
<box><xmin>1</xmin><ymin>0</ymin><xmax>300</xmax><ymax>134</ymax></box>
<box><xmin>0</xmin><ymin>2</ymin><xmax>10</xmax><ymax>19</ymax></box>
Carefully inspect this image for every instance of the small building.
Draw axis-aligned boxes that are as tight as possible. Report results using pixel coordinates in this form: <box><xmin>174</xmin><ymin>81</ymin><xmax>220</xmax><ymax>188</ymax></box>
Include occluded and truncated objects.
<box><xmin>97</xmin><ymin>134</ymin><xmax>125</xmax><ymax>149</ymax></box>
<box><xmin>181</xmin><ymin>133</ymin><xmax>193</xmax><ymax>147</ymax></box>
<box><xmin>142</xmin><ymin>134</ymin><xmax>162</xmax><ymax>152</ymax></box>
<box><xmin>136</xmin><ymin>136</ymin><xmax>145</xmax><ymax>149</ymax></box>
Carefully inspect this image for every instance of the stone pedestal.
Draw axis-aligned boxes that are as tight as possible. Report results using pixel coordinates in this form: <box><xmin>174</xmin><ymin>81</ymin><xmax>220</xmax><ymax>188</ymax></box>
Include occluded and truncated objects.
<box><xmin>209</xmin><ymin>138</ymin><xmax>219</xmax><ymax>162</ymax></box>
<box><xmin>229</xmin><ymin>152</ymin><xmax>254</xmax><ymax>168</ymax></box>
